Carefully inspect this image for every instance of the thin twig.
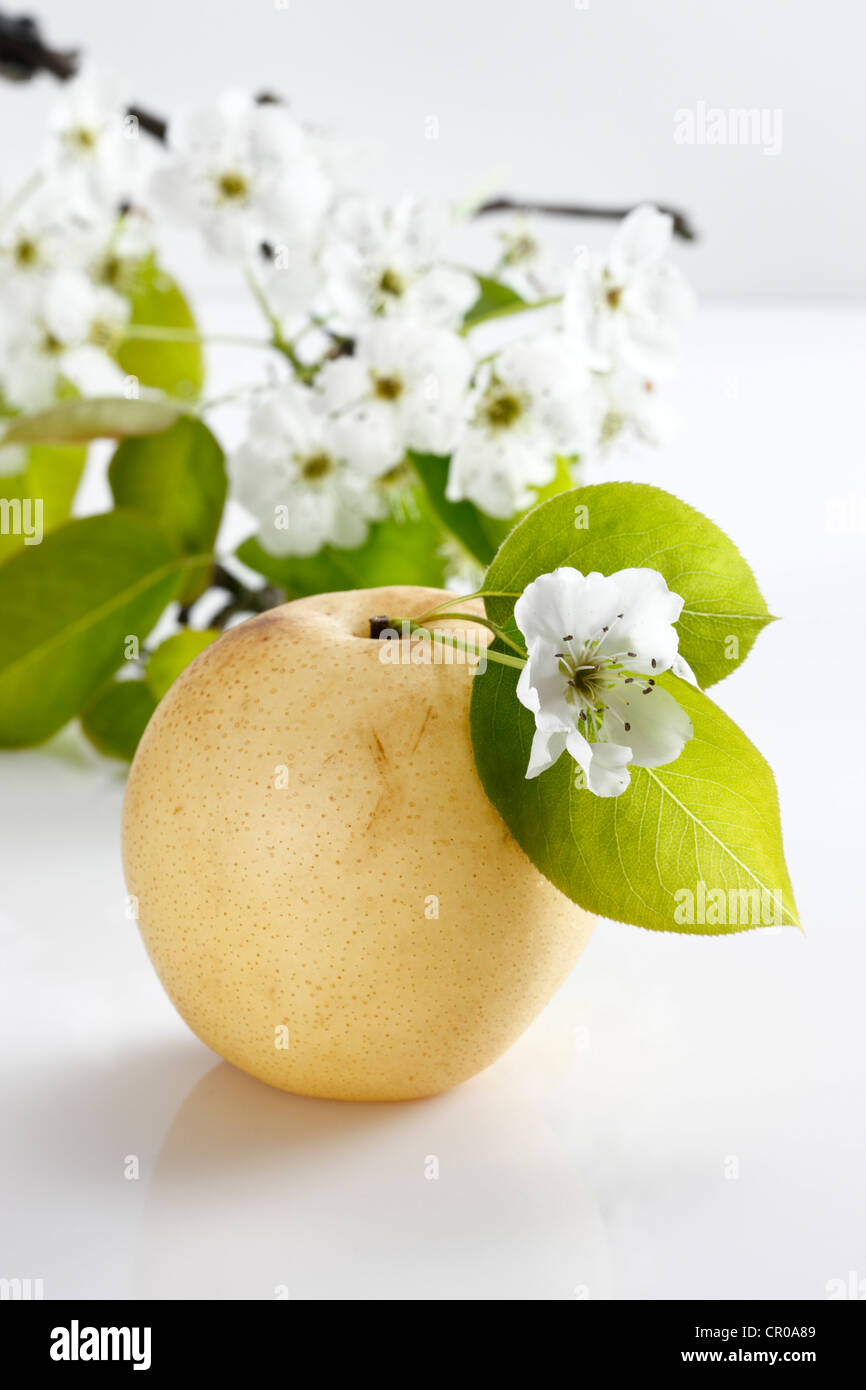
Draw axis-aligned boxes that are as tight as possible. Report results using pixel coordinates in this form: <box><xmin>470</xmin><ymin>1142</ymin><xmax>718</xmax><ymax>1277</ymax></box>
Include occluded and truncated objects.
<box><xmin>126</xmin><ymin>104</ymin><xmax>167</xmax><ymax>141</ymax></box>
<box><xmin>475</xmin><ymin>196</ymin><xmax>696</xmax><ymax>242</ymax></box>
<box><xmin>211</xmin><ymin>562</ymin><xmax>285</xmax><ymax>627</ymax></box>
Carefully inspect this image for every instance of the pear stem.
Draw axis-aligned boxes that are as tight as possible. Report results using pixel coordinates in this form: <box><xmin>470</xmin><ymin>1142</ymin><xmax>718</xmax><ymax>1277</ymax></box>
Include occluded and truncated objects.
<box><xmin>380</xmin><ymin>617</ymin><xmax>526</xmax><ymax>670</ymax></box>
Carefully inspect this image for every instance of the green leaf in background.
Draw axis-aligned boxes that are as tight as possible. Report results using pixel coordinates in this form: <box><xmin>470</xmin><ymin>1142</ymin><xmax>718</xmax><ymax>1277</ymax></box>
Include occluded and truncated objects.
<box><xmin>145</xmin><ymin>629</ymin><xmax>218</xmax><ymax>701</ymax></box>
<box><xmin>483</xmin><ymin>483</ymin><xmax>773</xmax><ymax>688</ymax></box>
<box><xmin>0</xmin><ymin>511</ymin><xmax>192</xmax><ymax>746</ymax></box>
<box><xmin>409</xmin><ymin>452</ymin><xmax>503</xmax><ymax>567</ymax></box>
<box><xmin>109</xmin><ymin>418</ymin><xmax>226</xmax><ymax>602</ymax></box>
<box><xmin>470</xmin><ymin>664</ymin><xmax>798</xmax><ymax>934</ymax></box>
<box><xmin>80</xmin><ymin>678</ymin><xmax>157</xmax><ymax>761</ymax></box>
<box><xmin>409</xmin><ymin>451</ymin><xmax>578</xmax><ymax>571</ymax></box>
<box><xmin>27</xmin><ymin>445</ymin><xmax>87</xmax><ymax>529</ymax></box>
<box><xmin>0</xmin><ymin>466</ymin><xmax>31</xmax><ymax>563</ymax></box>
<box><xmin>238</xmin><ymin>499</ymin><xmax>448</xmax><ymax>596</ymax></box>
<box><xmin>2</xmin><ymin>397</ymin><xmax>183</xmax><ymax>445</ymax></box>
<box><xmin>116</xmin><ymin>257</ymin><xmax>204</xmax><ymax>401</ymax></box>
<box><xmin>0</xmin><ymin>445</ymin><xmax>88</xmax><ymax>562</ymax></box>
<box><xmin>462</xmin><ymin>275</ymin><xmax>527</xmax><ymax>330</ymax></box>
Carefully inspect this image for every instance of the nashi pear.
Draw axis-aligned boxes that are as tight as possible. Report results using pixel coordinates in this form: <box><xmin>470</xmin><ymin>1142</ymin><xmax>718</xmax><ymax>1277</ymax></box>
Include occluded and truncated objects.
<box><xmin>122</xmin><ymin>586</ymin><xmax>593</xmax><ymax>1100</ymax></box>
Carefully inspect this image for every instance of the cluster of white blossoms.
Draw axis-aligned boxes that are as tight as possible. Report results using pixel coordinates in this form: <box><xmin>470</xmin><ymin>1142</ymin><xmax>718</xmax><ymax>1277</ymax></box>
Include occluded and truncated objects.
<box><xmin>0</xmin><ymin>77</ymin><xmax>694</xmax><ymax>554</ymax></box>
<box><xmin>231</xmin><ymin>198</ymin><xmax>692</xmax><ymax>553</ymax></box>
<box><xmin>0</xmin><ymin>78</ymin><xmax>155</xmax><ymax>412</ymax></box>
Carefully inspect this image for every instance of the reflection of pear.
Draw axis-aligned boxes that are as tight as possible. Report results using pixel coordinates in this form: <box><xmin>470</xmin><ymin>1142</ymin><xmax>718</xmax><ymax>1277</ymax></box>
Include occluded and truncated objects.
<box><xmin>122</xmin><ymin>587</ymin><xmax>594</xmax><ymax>1101</ymax></box>
<box><xmin>137</xmin><ymin>1061</ymin><xmax>610</xmax><ymax>1300</ymax></box>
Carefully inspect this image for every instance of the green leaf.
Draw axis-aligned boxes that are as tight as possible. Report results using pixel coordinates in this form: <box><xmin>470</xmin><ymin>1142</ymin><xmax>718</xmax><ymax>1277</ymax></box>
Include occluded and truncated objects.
<box><xmin>238</xmin><ymin>499</ymin><xmax>447</xmax><ymax>596</ymax></box>
<box><xmin>0</xmin><ymin>511</ymin><xmax>191</xmax><ymax>746</ymax></box>
<box><xmin>409</xmin><ymin>451</ymin><xmax>579</xmax><ymax>572</ymax></box>
<box><xmin>462</xmin><ymin>275</ymin><xmax>526</xmax><ymax>330</ymax></box>
<box><xmin>116</xmin><ymin>257</ymin><xmax>204</xmax><ymax>401</ymax></box>
<box><xmin>408</xmin><ymin>452</ymin><xmax>503</xmax><ymax>567</ymax></box>
<box><xmin>470</xmin><ymin>664</ymin><xmax>798</xmax><ymax>934</ymax></box>
<box><xmin>529</xmin><ymin>453</ymin><xmax>580</xmax><ymax>509</ymax></box>
<box><xmin>145</xmin><ymin>629</ymin><xmax>218</xmax><ymax>701</ymax></box>
<box><xmin>0</xmin><ymin>468</ymin><xmax>30</xmax><ymax>562</ymax></box>
<box><xmin>80</xmin><ymin>678</ymin><xmax>157</xmax><ymax>761</ymax></box>
<box><xmin>108</xmin><ymin>417</ymin><xmax>226</xmax><ymax>602</ymax></box>
<box><xmin>27</xmin><ymin>445</ymin><xmax>87</xmax><ymax>529</ymax></box>
<box><xmin>2</xmin><ymin>397</ymin><xmax>183</xmax><ymax>445</ymax></box>
<box><xmin>0</xmin><ymin>444</ymin><xmax>88</xmax><ymax>562</ymax></box>
<box><xmin>483</xmin><ymin>482</ymin><xmax>773</xmax><ymax>687</ymax></box>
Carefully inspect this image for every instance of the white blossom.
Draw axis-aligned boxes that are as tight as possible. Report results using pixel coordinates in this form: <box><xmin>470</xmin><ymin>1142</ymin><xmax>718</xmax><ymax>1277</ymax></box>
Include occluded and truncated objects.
<box><xmin>43</xmin><ymin>75</ymin><xmax>151</xmax><ymax>210</ymax></box>
<box><xmin>514</xmin><ymin>565</ymin><xmax>696</xmax><ymax>796</ymax></box>
<box><xmin>0</xmin><ymin>186</ymin><xmax>112</xmax><ymax>300</ymax></box>
<box><xmin>445</xmin><ymin>335</ymin><xmax>600</xmax><ymax>518</ymax></box>
<box><xmin>495</xmin><ymin>216</ymin><xmax>561</xmax><ymax>298</ymax></box>
<box><xmin>230</xmin><ymin>381</ymin><xmax>387</xmax><ymax>557</ymax></box>
<box><xmin>591</xmin><ymin>366</ymin><xmax>678</xmax><ymax>455</ymax></box>
<box><xmin>0</xmin><ymin>271</ymin><xmax>129</xmax><ymax>410</ymax></box>
<box><xmin>255</xmin><ymin>241</ymin><xmax>324</xmax><ymax>338</ymax></box>
<box><xmin>321</xmin><ymin>196</ymin><xmax>477</xmax><ymax>332</ymax></box>
<box><xmin>316</xmin><ymin>319</ymin><xmax>472</xmax><ymax>474</ymax></box>
<box><xmin>153</xmin><ymin>91</ymin><xmax>331</xmax><ymax>258</ymax></box>
<box><xmin>565</xmin><ymin>204</ymin><xmax>694</xmax><ymax>378</ymax></box>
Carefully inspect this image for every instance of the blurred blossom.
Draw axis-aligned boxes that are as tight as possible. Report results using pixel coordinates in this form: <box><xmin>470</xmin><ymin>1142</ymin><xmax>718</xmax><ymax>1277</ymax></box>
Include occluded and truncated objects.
<box><xmin>317</xmin><ymin>319</ymin><xmax>473</xmax><ymax>473</ymax></box>
<box><xmin>321</xmin><ymin>196</ymin><xmax>477</xmax><ymax>332</ymax></box>
<box><xmin>152</xmin><ymin>90</ymin><xmax>332</xmax><ymax>259</ymax></box>
<box><xmin>230</xmin><ymin>381</ymin><xmax>387</xmax><ymax>557</ymax></box>
<box><xmin>0</xmin><ymin>187</ymin><xmax>112</xmax><ymax>295</ymax></box>
<box><xmin>256</xmin><ymin>241</ymin><xmax>325</xmax><ymax>338</ymax></box>
<box><xmin>592</xmin><ymin>367</ymin><xmax>678</xmax><ymax>454</ymax></box>
<box><xmin>446</xmin><ymin>335</ymin><xmax>600</xmax><ymax>518</ymax></box>
<box><xmin>0</xmin><ymin>271</ymin><xmax>129</xmax><ymax>409</ymax></box>
<box><xmin>44</xmin><ymin>74</ymin><xmax>153</xmax><ymax>211</ymax></box>
<box><xmin>496</xmin><ymin>216</ymin><xmax>561</xmax><ymax>298</ymax></box>
<box><xmin>564</xmin><ymin>203</ymin><xmax>694</xmax><ymax>379</ymax></box>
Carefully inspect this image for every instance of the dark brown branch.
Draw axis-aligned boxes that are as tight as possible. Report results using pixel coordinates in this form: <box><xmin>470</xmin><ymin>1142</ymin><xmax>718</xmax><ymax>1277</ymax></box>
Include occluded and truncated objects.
<box><xmin>126</xmin><ymin>104</ymin><xmax>167</xmax><ymax>142</ymax></box>
<box><xmin>475</xmin><ymin>196</ymin><xmax>696</xmax><ymax>242</ymax></box>
<box><xmin>210</xmin><ymin>562</ymin><xmax>285</xmax><ymax>629</ymax></box>
<box><xmin>0</xmin><ymin>11</ymin><xmax>78</xmax><ymax>81</ymax></box>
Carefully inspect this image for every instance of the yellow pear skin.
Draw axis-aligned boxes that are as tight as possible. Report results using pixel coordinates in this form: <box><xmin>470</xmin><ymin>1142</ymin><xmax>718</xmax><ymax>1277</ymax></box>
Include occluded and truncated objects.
<box><xmin>122</xmin><ymin>586</ymin><xmax>594</xmax><ymax>1101</ymax></box>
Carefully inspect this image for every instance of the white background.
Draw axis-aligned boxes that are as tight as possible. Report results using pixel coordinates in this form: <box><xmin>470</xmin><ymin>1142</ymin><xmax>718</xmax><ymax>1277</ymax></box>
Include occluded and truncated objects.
<box><xmin>1</xmin><ymin>0</ymin><xmax>865</xmax><ymax>1302</ymax></box>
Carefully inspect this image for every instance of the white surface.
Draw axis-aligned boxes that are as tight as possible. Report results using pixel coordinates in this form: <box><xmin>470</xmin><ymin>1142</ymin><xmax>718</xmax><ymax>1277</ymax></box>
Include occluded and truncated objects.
<box><xmin>2</xmin><ymin>0</ymin><xmax>865</xmax><ymax>294</ymax></box>
<box><xmin>2</xmin><ymin>300</ymin><xmax>865</xmax><ymax>1300</ymax></box>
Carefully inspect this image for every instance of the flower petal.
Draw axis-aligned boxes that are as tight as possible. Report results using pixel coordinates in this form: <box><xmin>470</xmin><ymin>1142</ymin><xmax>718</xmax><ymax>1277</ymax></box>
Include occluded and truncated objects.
<box><xmin>600</xmin><ymin>566</ymin><xmax>685</xmax><ymax>672</ymax></box>
<box><xmin>566</xmin><ymin>732</ymin><xmax>632</xmax><ymax>796</ymax></box>
<box><xmin>672</xmin><ymin>652</ymin><xmax>698</xmax><ymax>687</ymax></box>
<box><xmin>514</xmin><ymin>567</ymin><xmax>621</xmax><ymax>652</ymax></box>
<box><xmin>525</xmin><ymin>724</ymin><xmax>569</xmax><ymax>779</ymax></box>
<box><xmin>608</xmin><ymin>204</ymin><xmax>673</xmax><ymax>279</ymax></box>
<box><xmin>606</xmin><ymin>682</ymin><xmax>692</xmax><ymax>768</ymax></box>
